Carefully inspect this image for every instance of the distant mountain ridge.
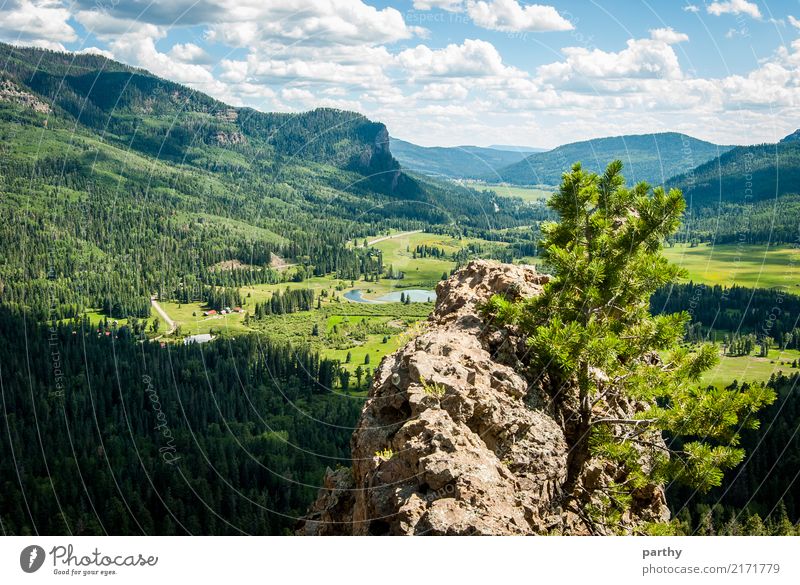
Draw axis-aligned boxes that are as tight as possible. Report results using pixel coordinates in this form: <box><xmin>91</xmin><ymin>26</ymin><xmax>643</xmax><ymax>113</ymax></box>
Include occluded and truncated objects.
<box><xmin>389</xmin><ymin>137</ymin><xmax>532</xmax><ymax>179</ymax></box>
<box><xmin>490</xmin><ymin>132</ymin><xmax>734</xmax><ymax>187</ymax></box>
<box><xmin>488</xmin><ymin>144</ymin><xmax>546</xmax><ymax>153</ymax></box>
<box><xmin>780</xmin><ymin>129</ymin><xmax>800</xmax><ymax>143</ymax></box>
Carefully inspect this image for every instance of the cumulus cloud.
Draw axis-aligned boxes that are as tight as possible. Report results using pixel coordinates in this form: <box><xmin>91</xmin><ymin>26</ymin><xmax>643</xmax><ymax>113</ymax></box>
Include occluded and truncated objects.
<box><xmin>412</xmin><ymin>0</ymin><xmax>463</xmax><ymax>10</ymax></box>
<box><xmin>707</xmin><ymin>0</ymin><xmax>762</xmax><ymax>19</ymax></box>
<box><xmin>414</xmin><ymin>82</ymin><xmax>470</xmax><ymax>101</ymax></box>
<box><xmin>0</xmin><ymin>0</ymin><xmax>76</xmax><ymax>45</ymax></box>
<box><xmin>683</xmin><ymin>4</ymin><xmax>700</xmax><ymax>13</ymax></box>
<box><xmin>537</xmin><ymin>36</ymin><xmax>684</xmax><ymax>89</ymax></box>
<box><xmin>466</xmin><ymin>0</ymin><xmax>573</xmax><ymax>32</ymax></box>
<box><xmin>75</xmin><ymin>9</ymin><xmax>164</xmax><ymax>40</ymax></box>
<box><xmin>76</xmin><ymin>46</ymin><xmax>115</xmax><ymax>59</ymax></box>
<box><xmin>204</xmin><ymin>0</ymin><xmax>421</xmax><ymax>47</ymax></box>
<box><xmin>169</xmin><ymin>42</ymin><xmax>211</xmax><ymax>64</ymax></box>
<box><xmin>649</xmin><ymin>27</ymin><xmax>689</xmax><ymax>44</ymax></box>
<box><xmin>397</xmin><ymin>39</ymin><xmax>523</xmax><ymax>80</ymax></box>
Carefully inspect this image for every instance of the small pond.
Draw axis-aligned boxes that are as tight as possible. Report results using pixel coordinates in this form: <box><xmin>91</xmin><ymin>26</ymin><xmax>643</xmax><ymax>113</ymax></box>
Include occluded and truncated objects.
<box><xmin>344</xmin><ymin>289</ymin><xmax>436</xmax><ymax>303</ymax></box>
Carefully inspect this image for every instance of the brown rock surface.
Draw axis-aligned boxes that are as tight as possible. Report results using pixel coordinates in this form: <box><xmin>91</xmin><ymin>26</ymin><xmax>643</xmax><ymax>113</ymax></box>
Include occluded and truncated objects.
<box><xmin>299</xmin><ymin>260</ymin><xmax>669</xmax><ymax>535</ymax></box>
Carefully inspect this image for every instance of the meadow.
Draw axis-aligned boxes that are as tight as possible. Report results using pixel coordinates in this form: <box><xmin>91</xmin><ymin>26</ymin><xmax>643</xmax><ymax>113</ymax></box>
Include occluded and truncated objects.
<box><xmin>463</xmin><ymin>181</ymin><xmax>554</xmax><ymax>203</ymax></box>
<box><xmin>664</xmin><ymin>243</ymin><xmax>800</xmax><ymax>290</ymax></box>
<box><xmin>701</xmin><ymin>348</ymin><xmax>800</xmax><ymax>387</ymax></box>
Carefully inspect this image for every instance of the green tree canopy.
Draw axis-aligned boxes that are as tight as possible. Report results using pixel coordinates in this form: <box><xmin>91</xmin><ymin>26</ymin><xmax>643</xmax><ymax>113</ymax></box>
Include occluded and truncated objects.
<box><xmin>484</xmin><ymin>161</ymin><xmax>775</xmax><ymax>530</ymax></box>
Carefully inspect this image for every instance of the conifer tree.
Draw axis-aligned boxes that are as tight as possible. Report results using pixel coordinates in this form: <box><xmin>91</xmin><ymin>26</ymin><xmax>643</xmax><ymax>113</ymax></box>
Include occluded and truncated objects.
<box><xmin>484</xmin><ymin>161</ymin><xmax>775</xmax><ymax>527</ymax></box>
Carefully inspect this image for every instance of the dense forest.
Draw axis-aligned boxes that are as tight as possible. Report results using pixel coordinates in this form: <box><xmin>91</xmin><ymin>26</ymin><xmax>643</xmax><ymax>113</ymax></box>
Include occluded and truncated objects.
<box><xmin>652</xmin><ymin>283</ymin><xmax>800</xmax><ymax>346</ymax></box>
<box><xmin>0</xmin><ymin>307</ymin><xmax>358</xmax><ymax>535</ymax></box>
<box><xmin>668</xmin><ymin>372</ymin><xmax>800</xmax><ymax>535</ymax></box>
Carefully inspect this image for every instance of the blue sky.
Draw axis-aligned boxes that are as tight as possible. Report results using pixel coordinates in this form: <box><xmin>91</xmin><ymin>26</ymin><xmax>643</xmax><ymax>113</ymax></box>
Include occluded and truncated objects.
<box><xmin>0</xmin><ymin>0</ymin><xmax>798</xmax><ymax>148</ymax></box>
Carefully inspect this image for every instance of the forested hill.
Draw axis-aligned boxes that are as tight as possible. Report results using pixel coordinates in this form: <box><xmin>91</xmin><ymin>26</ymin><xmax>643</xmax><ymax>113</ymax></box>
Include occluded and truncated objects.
<box><xmin>389</xmin><ymin>137</ymin><xmax>530</xmax><ymax>179</ymax></box>
<box><xmin>665</xmin><ymin>131</ymin><xmax>800</xmax><ymax>244</ymax></box>
<box><xmin>667</xmin><ymin>133</ymin><xmax>800</xmax><ymax>209</ymax></box>
<box><xmin>490</xmin><ymin>132</ymin><xmax>732</xmax><ymax>187</ymax></box>
<box><xmin>0</xmin><ymin>43</ymin><xmax>407</xmax><ymax>193</ymax></box>
<box><xmin>0</xmin><ymin>43</ymin><xmax>536</xmax><ymax>319</ymax></box>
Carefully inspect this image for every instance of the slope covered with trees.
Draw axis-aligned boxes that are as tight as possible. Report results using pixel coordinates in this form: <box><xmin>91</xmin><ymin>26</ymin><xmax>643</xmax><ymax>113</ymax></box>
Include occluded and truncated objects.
<box><xmin>666</xmin><ymin>134</ymin><xmax>800</xmax><ymax>244</ymax></box>
<box><xmin>0</xmin><ymin>43</ymin><xmax>537</xmax><ymax>321</ymax></box>
<box><xmin>0</xmin><ymin>307</ymin><xmax>359</xmax><ymax>535</ymax></box>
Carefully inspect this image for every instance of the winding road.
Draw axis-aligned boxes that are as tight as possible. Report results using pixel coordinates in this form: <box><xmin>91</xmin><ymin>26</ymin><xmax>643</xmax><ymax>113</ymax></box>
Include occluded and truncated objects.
<box><xmin>367</xmin><ymin>229</ymin><xmax>423</xmax><ymax>246</ymax></box>
<box><xmin>150</xmin><ymin>297</ymin><xmax>176</xmax><ymax>335</ymax></box>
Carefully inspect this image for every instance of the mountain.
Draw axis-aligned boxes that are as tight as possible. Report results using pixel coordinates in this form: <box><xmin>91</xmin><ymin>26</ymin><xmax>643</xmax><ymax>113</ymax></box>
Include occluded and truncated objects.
<box><xmin>780</xmin><ymin>128</ymin><xmax>800</xmax><ymax>143</ymax></box>
<box><xmin>389</xmin><ymin>137</ymin><xmax>531</xmax><ymax>178</ymax></box>
<box><xmin>0</xmin><ymin>43</ymin><xmax>536</xmax><ymax>318</ymax></box>
<box><xmin>666</xmin><ymin>133</ymin><xmax>800</xmax><ymax>244</ymax></box>
<box><xmin>491</xmin><ymin>132</ymin><xmax>734</xmax><ymax>186</ymax></box>
<box><xmin>488</xmin><ymin>144</ymin><xmax>546</xmax><ymax>153</ymax></box>
<box><xmin>668</xmin><ymin>137</ymin><xmax>800</xmax><ymax>209</ymax></box>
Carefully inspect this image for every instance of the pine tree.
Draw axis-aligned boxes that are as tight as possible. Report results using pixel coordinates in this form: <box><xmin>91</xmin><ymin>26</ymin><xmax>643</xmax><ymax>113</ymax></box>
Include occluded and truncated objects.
<box><xmin>483</xmin><ymin>161</ymin><xmax>776</xmax><ymax>527</ymax></box>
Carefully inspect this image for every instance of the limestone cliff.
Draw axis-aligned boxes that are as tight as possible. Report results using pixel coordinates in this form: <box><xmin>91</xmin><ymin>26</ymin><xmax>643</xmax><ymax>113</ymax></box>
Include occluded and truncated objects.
<box><xmin>299</xmin><ymin>260</ymin><xmax>670</xmax><ymax>535</ymax></box>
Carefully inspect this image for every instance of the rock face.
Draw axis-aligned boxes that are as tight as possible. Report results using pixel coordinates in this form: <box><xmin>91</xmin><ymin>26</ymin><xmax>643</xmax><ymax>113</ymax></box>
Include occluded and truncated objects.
<box><xmin>0</xmin><ymin>79</ymin><xmax>51</xmax><ymax>113</ymax></box>
<box><xmin>298</xmin><ymin>260</ymin><xmax>669</xmax><ymax>536</ymax></box>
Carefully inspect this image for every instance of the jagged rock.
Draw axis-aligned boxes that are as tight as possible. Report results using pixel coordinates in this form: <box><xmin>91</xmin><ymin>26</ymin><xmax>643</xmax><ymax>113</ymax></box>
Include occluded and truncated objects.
<box><xmin>0</xmin><ymin>79</ymin><xmax>50</xmax><ymax>113</ymax></box>
<box><xmin>214</xmin><ymin>130</ymin><xmax>246</xmax><ymax>145</ymax></box>
<box><xmin>299</xmin><ymin>260</ymin><xmax>670</xmax><ymax>535</ymax></box>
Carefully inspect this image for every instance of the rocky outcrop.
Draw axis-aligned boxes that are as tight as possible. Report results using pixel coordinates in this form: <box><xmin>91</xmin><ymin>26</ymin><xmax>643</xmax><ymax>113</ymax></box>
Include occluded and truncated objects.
<box><xmin>0</xmin><ymin>79</ymin><xmax>50</xmax><ymax>113</ymax></box>
<box><xmin>299</xmin><ymin>260</ymin><xmax>670</xmax><ymax>535</ymax></box>
<box><xmin>214</xmin><ymin>130</ymin><xmax>246</xmax><ymax>145</ymax></box>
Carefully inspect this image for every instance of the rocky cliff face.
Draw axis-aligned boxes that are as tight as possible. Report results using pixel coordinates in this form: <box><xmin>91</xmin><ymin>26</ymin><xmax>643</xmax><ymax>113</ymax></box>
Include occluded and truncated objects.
<box><xmin>299</xmin><ymin>260</ymin><xmax>669</xmax><ymax>535</ymax></box>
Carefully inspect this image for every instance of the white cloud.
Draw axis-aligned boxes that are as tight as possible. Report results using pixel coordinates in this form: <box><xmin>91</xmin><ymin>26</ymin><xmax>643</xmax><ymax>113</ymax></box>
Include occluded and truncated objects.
<box><xmin>397</xmin><ymin>39</ymin><xmax>523</xmax><ymax>80</ymax></box>
<box><xmin>205</xmin><ymin>0</ymin><xmax>421</xmax><ymax>47</ymax></box>
<box><xmin>280</xmin><ymin>87</ymin><xmax>315</xmax><ymax>103</ymax></box>
<box><xmin>414</xmin><ymin>82</ymin><xmax>470</xmax><ymax>101</ymax></box>
<box><xmin>537</xmin><ymin>36</ymin><xmax>684</xmax><ymax>88</ymax></box>
<box><xmin>75</xmin><ymin>10</ymin><xmax>164</xmax><ymax>41</ymax></box>
<box><xmin>707</xmin><ymin>0</ymin><xmax>762</xmax><ymax>19</ymax></box>
<box><xmin>649</xmin><ymin>27</ymin><xmax>689</xmax><ymax>44</ymax></box>
<box><xmin>683</xmin><ymin>4</ymin><xmax>700</xmax><ymax>13</ymax></box>
<box><xmin>169</xmin><ymin>42</ymin><xmax>211</xmax><ymax>64</ymax></box>
<box><xmin>106</xmin><ymin>33</ymin><xmax>238</xmax><ymax>104</ymax></box>
<box><xmin>23</xmin><ymin>39</ymin><xmax>67</xmax><ymax>51</ymax></box>
<box><xmin>413</xmin><ymin>0</ymin><xmax>463</xmax><ymax>10</ymax></box>
<box><xmin>0</xmin><ymin>0</ymin><xmax>76</xmax><ymax>44</ymax></box>
<box><xmin>789</xmin><ymin>15</ymin><xmax>800</xmax><ymax>30</ymax></box>
<box><xmin>466</xmin><ymin>0</ymin><xmax>573</xmax><ymax>32</ymax></box>
<box><xmin>76</xmin><ymin>46</ymin><xmax>115</xmax><ymax>59</ymax></box>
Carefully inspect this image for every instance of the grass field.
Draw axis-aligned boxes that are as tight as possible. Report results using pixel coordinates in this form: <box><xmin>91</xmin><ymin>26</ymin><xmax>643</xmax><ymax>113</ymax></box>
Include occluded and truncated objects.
<box><xmin>83</xmin><ymin>308</ymin><xmax>156</xmax><ymax>329</ymax></box>
<box><xmin>157</xmin><ymin>301</ymin><xmax>251</xmax><ymax>336</ymax></box>
<box><xmin>702</xmin><ymin>347</ymin><xmax>800</xmax><ymax>387</ymax></box>
<box><xmin>464</xmin><ymin>181</ymin><xmax>554</xmax><ymax>203</ymax></box>
<box><xmin>664</xmin><ymin>243</ymin><xmax>800</xmax><ymax>290</ymax></box>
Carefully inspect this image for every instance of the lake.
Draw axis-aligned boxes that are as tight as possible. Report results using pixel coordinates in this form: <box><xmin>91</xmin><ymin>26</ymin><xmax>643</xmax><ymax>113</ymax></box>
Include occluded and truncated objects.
<box><xmin>344</xmin><ymin>289</ymin><xmax>436</xmax><ymax>303</ymax></box>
